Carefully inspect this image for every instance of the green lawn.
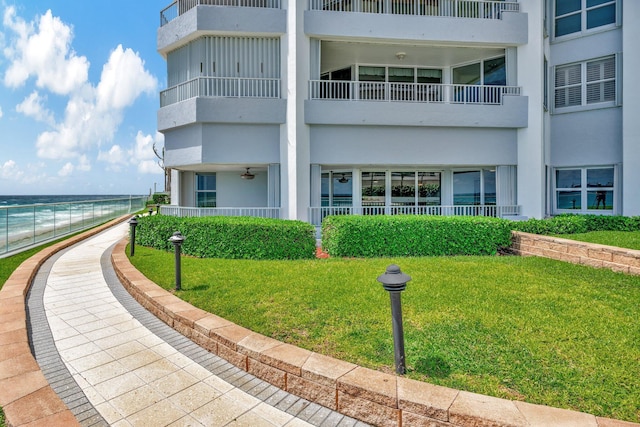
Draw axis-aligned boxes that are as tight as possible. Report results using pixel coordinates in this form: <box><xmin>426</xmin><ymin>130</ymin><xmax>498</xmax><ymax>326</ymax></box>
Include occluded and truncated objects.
<box><xmin>555</xmin><ymin>231</ymin><xmax>640</xmax><ymax>251</ymax></box>
<box><xmin>129</xmin><ymin>246</ymin><xmax>640</xmax><ymax>422</ymax></box>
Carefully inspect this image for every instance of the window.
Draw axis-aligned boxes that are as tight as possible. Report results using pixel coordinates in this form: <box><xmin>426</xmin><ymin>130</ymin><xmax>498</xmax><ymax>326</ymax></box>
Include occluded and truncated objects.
<box><xmin>361</xmin><ymin>171</ymin><xmax>442</xmax><ymax>208</ymax></box>
<box><xmin>452</xmin><ymin>57</ymin><xmax>506</xmax><ymax>103</ymax></box>
<box><xmin>554</xmin><ymin>0</ymin><xmax>616</xmax><ymax>38</ymax></box>
<box><xmin>555</xmin><ymin>167</ymin><xmax>614</xmax><ymax>212</ymax></box>
<box><xmin>453</xmin><ymin>170</ymin><xmax>496</xmax><ymax>206</ymax></box>
<box><xmin>554</xmin><ymin>56</ymin><xmax>616</xmax><ymax>109</ymax></box>
<box><xmin>196</xmin><ymin>173</ymin><xmax>216</xmax><ymax>207</ymax></box>
<box><xmin>321</xmin><ymin>172</ymin><xmax>353</xmax><ymax>207</ymax></box>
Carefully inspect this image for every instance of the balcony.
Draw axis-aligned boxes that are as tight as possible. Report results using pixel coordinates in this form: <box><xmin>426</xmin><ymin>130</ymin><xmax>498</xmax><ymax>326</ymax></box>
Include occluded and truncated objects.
<box><xmin>308</xmin><ymin>0</ymin><xmax>519</xmax><ymax>19</ymax></box>
<box><xmin>160</xmin><ymin>77</ymin><xmax>281</xmax><ymax>107</ymax></box>
<box><xmin>305</xmin><ymin>0</ymin><xmax>527</xmax><ymax>46</ymax></box>
<box><xmin>158</xmin><ymin>1</ymin><xmax>285</xmax><ymax>55</ymax></box>
<box><xmin>158</xmin><ymin>77</ymin><xmax>285</xmax><ymax>130</ymax></box>
<box><xmin>310</xmin><ymin>80</ymin><xmax>520</xmax><ymax>105</ymax></box>
<box><xmin>161</xmin><ymin>0</ymin><xmax>282</xmax><ymax>27</ymax></box>
<box><xmin>306</xmin><ymin>80</ymin><xmax>527</xmax><ymax>128</ymax></box>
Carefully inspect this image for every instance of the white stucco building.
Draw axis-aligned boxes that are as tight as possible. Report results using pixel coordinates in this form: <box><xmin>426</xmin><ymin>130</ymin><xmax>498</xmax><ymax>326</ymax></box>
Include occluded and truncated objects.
<box><xmin>157</xmin><ymin>0</ymin><xmax>638</xmax><ymax>225</ymax></box>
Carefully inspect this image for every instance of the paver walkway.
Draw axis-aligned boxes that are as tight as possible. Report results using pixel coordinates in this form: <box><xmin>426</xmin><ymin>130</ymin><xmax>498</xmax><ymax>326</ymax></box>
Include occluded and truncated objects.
<box><xmin>27</xmin><ymin>222</ymin><xmax>366</xmax><ymax>427</ymax></box>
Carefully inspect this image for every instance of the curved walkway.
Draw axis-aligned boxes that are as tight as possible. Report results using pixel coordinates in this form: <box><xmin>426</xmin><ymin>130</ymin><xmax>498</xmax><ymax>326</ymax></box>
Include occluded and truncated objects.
<box><xmin>7</xmin><ymin>219</ymin><xmax>366</xmax><ymax>427</ymax></box>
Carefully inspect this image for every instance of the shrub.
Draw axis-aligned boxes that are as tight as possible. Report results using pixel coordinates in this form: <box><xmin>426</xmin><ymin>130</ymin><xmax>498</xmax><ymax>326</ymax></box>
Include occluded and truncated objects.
<box><xmin>152</xmin><ymin>193</ymin><xmax>170</xmax><ymax>204</ymax></box>
<box><xmin>322</xmin><ymin>215</ymin><xmax>512</xmax><ymax>257</ymax></box>
<box><xmin>511</xmin><ymin>214</ymin><xmax>640</xmax><ymax>235</ymax></box>
<box><xmin>134</xmin><ymin>215</ymin><xmax>316</xmax><ymax>260</ymax></box>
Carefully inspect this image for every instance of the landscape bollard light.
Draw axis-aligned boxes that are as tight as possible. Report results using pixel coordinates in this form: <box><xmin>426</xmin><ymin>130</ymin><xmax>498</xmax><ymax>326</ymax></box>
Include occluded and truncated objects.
<box><xmin>168</xmin><ymin>231</ymin><xmax>185</xmax><ymax>291</ymax></box>
<box><xmin>156</xmin><ymin>204</ymin><xmax>161</xmax><ymax>214</ymax></box>
<box><xmin>148</xmin><ymin>206</ymin><xmax>154</xmax><ymax>216</ymax></box>
<box><xmin>377</xmin><ymin>264</ymin><xmax>411</xmax><ymax>375</ymax></box>
<box><xmin>128</xmin><ymin>216</ymin><xmax>138</xmax><ymax>256</ymax></box>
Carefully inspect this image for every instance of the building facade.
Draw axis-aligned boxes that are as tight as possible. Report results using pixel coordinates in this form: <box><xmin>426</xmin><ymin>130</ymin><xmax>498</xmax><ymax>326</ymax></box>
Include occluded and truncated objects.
<box><xmin>157</xmin><ymin>0</ymin><xmax>639</xmax><ymax>225</ymax></box>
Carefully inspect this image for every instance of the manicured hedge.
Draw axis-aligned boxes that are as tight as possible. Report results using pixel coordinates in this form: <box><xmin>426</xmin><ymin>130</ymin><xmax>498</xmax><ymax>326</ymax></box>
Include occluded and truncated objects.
<box><xmin>511</xmin><ymin>214</ymin><xmax>640</xmax><ymax>235</ymax></box>
<box><xmin>322</xmin><ymin>215</ymin><xmax>512</xmax><ymax>257</ymax></box>
<box><xmin>133</xmin><ymin>215</ymin><xmax>316</xmax><ymax>260</ymax></box>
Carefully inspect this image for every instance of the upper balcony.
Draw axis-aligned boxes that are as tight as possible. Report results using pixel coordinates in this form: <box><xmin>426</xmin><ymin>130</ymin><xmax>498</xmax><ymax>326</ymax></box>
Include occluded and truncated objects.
<box><xmin>305</xmin><ymin>0</ymin><xmax>528</xmax><ymax>46</ymax></box>
<box><xmin>158</xmin><ymin>0</ymin><xmax>285</xmax><ymax>55</ymax></box>
<box><xmin>306</xmin><ymin>80</ymin><xmax>528</xmax><ymax>128</ymax></box>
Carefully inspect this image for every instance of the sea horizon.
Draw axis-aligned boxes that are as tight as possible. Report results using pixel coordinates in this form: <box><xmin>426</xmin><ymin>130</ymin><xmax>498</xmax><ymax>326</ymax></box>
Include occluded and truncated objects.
<box><xmin>0</xmin><ymin>194</ymin><xmax>144</xmax><ymax>207</ymax></box>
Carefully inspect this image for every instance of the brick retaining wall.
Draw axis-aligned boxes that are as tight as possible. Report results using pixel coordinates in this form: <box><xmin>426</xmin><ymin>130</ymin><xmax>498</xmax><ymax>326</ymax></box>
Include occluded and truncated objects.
<box><xmin>112</xmin><ymin>237</ymin><xmax>639</xmax><ymax>427</ymax></box>
<box><xmin>511</xmin><ymin>231</ymin><xmax>640</xmax><ymax>275</ymax></box>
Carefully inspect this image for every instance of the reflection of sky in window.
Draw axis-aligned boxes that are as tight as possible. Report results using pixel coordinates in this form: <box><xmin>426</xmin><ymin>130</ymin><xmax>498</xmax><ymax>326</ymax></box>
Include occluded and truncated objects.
<box><xmin>333</xmin><ymin>178</ymin><xmax>352</xmax><ymax>196</ymax></box>
<box><xmin>483</xmin><ymin>58</ymin><xmax>506</xmax><ymax>86</ymax></box>
<box><xmin>454</xmin><ymin>171</ymin><xmax>480</xmax><ymax>193</ymax></box>
<box><xmin>587</xmin><ymin>168</ymin><xmax>614</xmax><ymax>187</ymax></box>
<box><xmin>556</xmin><ymin>169</ymin><xmax>581</xmax><ymax>188</ymax></box>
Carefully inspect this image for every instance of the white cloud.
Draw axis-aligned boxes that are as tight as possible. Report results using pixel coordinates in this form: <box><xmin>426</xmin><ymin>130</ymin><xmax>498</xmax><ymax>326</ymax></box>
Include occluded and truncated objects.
<box><xmin>98</xmin><ymin>144</ymin><xmax>126</xmax><ymax>166</ymax></box>
<box><xmin>77</xmin><ymin>154</ymin><xmax>91</xmax><ymax>172</ymax></box>
<box><xmin>0</xmin><ymin>160</ymin><xmax>47</xmax><ymax>184</ymax></box>
<box><xmin>3</xmin><ymin>7</ymin><xmax>89</xmax><ymax>95</ymax></box>
<box><xmin>0</xmin><ymin>160</ymin><xmax>23</xmax><ymax>180</ymax></box>
<box><xmin>98</xmin><ymin>131</ymin><xmax>163</xmax><ymax>175</ymax></box>
<box><xmin>97</xmin><ymin>45</ymin><xmax>157</xmax><ymax>111</ymax></box>
<box><xmin>58</xmin><ymin>162</ymin><xmax>73</xmax><ymax>177</ymax></box>
<box><xmin>2</xmin><ymin>8</ymin><xmax>158</xmax><ymax>162</ymax></box>
<box><xmin>16</xmin><ymin>91</ymin><xmax>55</xmax><ymax>125</ymax></box>
<box><xmin>0</xmin><ymin>105</ymin><xmax>3</xmax><ymax>118</ymax></box>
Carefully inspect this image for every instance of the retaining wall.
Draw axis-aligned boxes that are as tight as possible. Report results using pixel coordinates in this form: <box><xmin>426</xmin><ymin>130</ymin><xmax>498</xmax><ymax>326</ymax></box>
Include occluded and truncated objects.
<box><xmin>511</xmin><ymin>231</ymin><xmax>640</xmax><ymax>275</ymax></box>
<box><xmin>112</xmin><ymin>237</ymin><xmax>639</xmax><ymax>427</ymax></box>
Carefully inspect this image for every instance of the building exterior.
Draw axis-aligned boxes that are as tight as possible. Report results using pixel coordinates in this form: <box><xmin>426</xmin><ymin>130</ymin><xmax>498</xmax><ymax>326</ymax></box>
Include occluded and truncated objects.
<box><xmin>157</xmin><ymin>0</ymin><xmax>639</xmax><ymax>225</ymax></box>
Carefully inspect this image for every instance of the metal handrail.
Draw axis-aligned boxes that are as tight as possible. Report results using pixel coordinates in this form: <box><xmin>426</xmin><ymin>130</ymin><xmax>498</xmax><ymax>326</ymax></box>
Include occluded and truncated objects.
<box><xmin>308</xmin><ymin>0</ymin><xmax>519</xmax><ymax>18</ymax></box>
<box><xmin>309</xmin><ymin>80</ymin><xmax>521</xmax><ymax>105</ymax></box>
<box><xmin>161</xmin><ymin>0</ymin><xmax>282</xmax><ymax>27</ymax></box>
<box><xmin>160</xmin><ymin>77</ymin><xmax>281</xmax><ymax>107</ymax></box>
<box><xmin>1</xmin><ymin>197</ymin><xmax>148</xmax><ymax>256</ymax></box>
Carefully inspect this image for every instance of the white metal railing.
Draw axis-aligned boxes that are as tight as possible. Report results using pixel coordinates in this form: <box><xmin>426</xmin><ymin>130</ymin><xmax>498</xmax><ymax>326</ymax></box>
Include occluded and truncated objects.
<box><xmin>161</xmin><ymin>0</ymin><xmax>282</xmax><ymax>26</ymax></box>
<box><xmin>160</xmin><ymin>206</ymin><xmax>281</xmax><ymax>219</ymax></box>
<box><xmin>0</xmin><ymin>197</ymin><xmax>148</xmax><ymax>257</ymax></box>
<box><xmin>160</xmin><ymin>77</ymin><xmax>281</xmax><ymax>107</ymax></box>
<box><xmin>308</xmin><ymin>205</ymin><xmax>521</xmax><ymax>227</ymax></box>
<box><xmin>309</xmin><ymin>81</ymin><xmax>521</xmax><ymax>105</ymax></box>
<box><xmin>309</xmin><ymin>0</ymin><xmax>519</xmax><ymax>18</ymax></box>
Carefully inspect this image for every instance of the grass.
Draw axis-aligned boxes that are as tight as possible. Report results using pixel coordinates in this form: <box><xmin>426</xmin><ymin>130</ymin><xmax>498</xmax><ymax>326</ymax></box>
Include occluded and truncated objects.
<box><xmin>555</xmin><ymin>231</ymin><xmax>640</xmax><ymax>251</ymax></box>
<box><xmin>129</xmin><ymin>246</ymin><xmax>640</xmax><ymax>423</ymax></box>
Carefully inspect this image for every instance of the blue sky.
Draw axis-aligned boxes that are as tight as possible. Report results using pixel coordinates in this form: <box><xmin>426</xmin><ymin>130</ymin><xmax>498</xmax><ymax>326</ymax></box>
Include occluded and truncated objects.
<box><xmin>0</xmin><ymin>1</ymin><xmax>169</xmax><ymax>195</ymax></box>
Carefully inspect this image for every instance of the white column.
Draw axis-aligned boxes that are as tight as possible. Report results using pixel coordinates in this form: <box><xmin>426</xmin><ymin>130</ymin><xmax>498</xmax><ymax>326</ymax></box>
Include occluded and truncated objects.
<box><xmin>280</xmin><ymin>0</ymin><xmax>311</xmax><ymax>221</ymax></box>
<box><xmin>516</xmin><ymin>0</ymin><xmax>545</xmax><ymax>219</ymax></box>
<box><xmin>622</xmin><ymin>0</ymin><xmax>640</xmax><ymax>215</ymax></box>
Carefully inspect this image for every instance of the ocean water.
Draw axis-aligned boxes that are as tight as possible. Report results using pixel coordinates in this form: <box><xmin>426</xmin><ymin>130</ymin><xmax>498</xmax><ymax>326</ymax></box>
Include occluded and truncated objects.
<box><xmin>0</xmin><ymin>195</ymin><xmax>146</xmax><ymax>255</ymax></box>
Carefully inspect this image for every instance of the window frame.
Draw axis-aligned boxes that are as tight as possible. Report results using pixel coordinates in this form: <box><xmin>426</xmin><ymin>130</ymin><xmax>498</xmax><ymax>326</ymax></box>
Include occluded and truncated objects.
<box><xmin>553</xmin><ymin>0</ymin><xmax>617</xmax><ymax>40</ymax></box>
<box><xmin>195</xmin><ymin>173</ymin><xmax>217</xmax><ymax>208</ymax></box>
<box><xmin>553</xmin><ymin>55</ymin><xmax>617</xmax><ymax>114</ymax></box>
<box><xmin>553</xmin><ymin>166</ymin><xmax>616</xmax><ymax>214</ymax></box>
<box><xmin>452</xmin><ymin>169</ymin><xmax>496</xmax><ymax>206</ymax></box>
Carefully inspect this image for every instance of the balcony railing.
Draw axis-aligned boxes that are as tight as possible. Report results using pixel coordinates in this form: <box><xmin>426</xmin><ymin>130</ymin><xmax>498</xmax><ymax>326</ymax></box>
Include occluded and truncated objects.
<box><xmin>309</xmin><ymin>0</ymin><xmax>519</xmax><ymax>19</ymax></box>
<box><xmin>161</xmin><ymin>0</ymin><xmax>282</xmax><ymax>26</ymax></box>
<box><xmin>160</xmin><ymin>77</ymin><xmax>281</xmax><ymax>107</ymax></box>
<box><xmin>309</xmin><ymin>80</ymin><xmax>521</xmax><ymax>105</ymax></box>
<box><xmin>160</xmin><ymin>206</ymin><xmax>281</xmax><ymax>218</ymax></box>
<box><xmin>309</xmin><ymin>205</ymin><xmax>521</xmax><ymax>227</ymax></box>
